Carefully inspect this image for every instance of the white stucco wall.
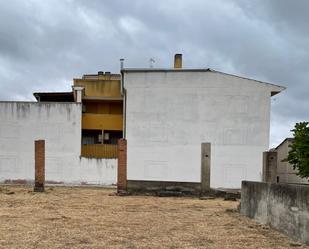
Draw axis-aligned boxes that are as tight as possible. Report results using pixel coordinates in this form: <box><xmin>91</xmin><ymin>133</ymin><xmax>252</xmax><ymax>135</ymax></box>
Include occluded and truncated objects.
<box><xmin>124</xmin><ymin>70</ymin><xmax>283</xmax><ymax>188</ymax></box>
<box><xmin>0</xmin><ymin>102</ymin><xmax>117</xmax><ymax>185</ymax></box>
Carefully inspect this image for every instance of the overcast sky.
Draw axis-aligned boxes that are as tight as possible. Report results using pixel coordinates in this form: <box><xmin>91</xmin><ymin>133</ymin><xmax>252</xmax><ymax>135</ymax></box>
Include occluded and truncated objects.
<box><xmin>0</xmin><ymin>0</ymin><xmax>308</xmax><ymax>147</ymax></box>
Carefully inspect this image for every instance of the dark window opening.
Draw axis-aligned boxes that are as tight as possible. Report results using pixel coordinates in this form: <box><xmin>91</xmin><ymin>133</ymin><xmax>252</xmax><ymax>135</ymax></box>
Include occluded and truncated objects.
<box><xmin>82</xmin><ymin>129</ymin><xmax>102</xmax><ymax>145</ymax></box>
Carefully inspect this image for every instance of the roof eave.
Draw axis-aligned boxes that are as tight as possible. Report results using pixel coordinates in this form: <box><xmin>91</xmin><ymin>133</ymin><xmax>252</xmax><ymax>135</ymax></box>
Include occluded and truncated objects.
<box><xmin>121</xmin><ymin>68</ymin><xmax>286</xmax><ymax>93</ymax></box>
<box><xmin>270</xmin><ymin>86</ymin><xmax>286</xmax><ymax>97</ymax></box>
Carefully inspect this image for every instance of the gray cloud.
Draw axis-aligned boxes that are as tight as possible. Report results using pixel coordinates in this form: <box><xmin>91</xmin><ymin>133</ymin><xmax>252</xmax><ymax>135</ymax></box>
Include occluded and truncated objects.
<box><xmin>0</xmin><ymin>0</ymin><xmax>308</xmax><ymax>146</ymax></box>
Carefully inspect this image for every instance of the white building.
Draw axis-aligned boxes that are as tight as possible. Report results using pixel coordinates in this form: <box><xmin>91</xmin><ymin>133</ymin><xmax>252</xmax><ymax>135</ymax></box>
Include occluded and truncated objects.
<box><xmin>0</xmin><ymin>102</ymin><xmax>117</xmax><ymax>185</ymax></box>
<box><xmin>122</xmin><ymin>55</ymin><xmax>285</xmax><ymax>189</ymax></box>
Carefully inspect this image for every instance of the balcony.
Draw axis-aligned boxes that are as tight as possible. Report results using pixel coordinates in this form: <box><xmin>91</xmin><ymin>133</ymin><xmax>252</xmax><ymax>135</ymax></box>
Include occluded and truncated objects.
<box><xmin>74</xmin><ymin>79</ymin><xmax>122</xmax><ymax>98</ymax></box>
<box><xmin>82</xmin><ymin>113</ymin><xmax>123</xmax><ymax>131</ymax></box>
<box><xmin>81</xmin><ymin>144</ymin><xmax>118</xmax><ymax>158</ymax></box>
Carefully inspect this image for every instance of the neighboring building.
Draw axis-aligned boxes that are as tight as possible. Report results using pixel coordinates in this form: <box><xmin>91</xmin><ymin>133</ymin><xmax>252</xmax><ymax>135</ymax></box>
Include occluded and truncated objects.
<box><xmin>122</xmin><ymin>54</ymin><xmax>285</xmax><ymax>190</ymax></box>
<box><xmin>0</xmin><ymin>55</ymin><xmax>286</xmax><ymax>190</ymax></box>
<box><xmin>73</xmin><ymin>72</ymin><xmax>123</xmax><ymax>158</ymax></box>
<box><xmin>0</xmin><ymin>102</ymin><xmax>117</xmax><ymax>185</ymax></box>
<box><xmin>263</xmin><ymin>138</ymin><xmax>309</xmax><ymax>184</ymax></box>
<box><xmin>0</xmin><ymin>71</ymin><xmax>122</xmax><ymax>185</ymax></box>
<box><xmin>34</xmin><ymin>71</ymin><xmax>123</xmax><ymax>158</ymax></box>
<box><xmin>73</xmin><ymin>72</ymin><xmax>123</xmax><ymax>146</ymax></box>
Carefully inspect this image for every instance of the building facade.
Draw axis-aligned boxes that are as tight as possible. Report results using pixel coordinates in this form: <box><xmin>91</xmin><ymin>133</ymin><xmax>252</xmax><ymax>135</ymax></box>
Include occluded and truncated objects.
<box><xmin>263</xmin><ymin>138</ymin><xmax>309</xmax><ymax>184</ymax></box>
<box><xmin>0</xmin><ymin>102</ymin><xmax>117</xmax><ymax>185</ymax></box>
<box><xmin>122</xmin><ymin>55</ymin><xmax>285</xmax><ymax>189</ymax></box>
<box><xmin>34</xmin><ymin>71</ymin><xmax>123</xmax><ymax>158</ymax></box>
<box><xmin>0</xmin><ymin>55</ymin><xmax>286</xmax><ymax>189</ymax></box>
<box><xmin>0</xmin><ymin>71</ymin><xmax>123</xmax><ymax>185</ymax></box>
<box><xmin>73</xmin><ymin>72</ymin><xmax>123</xmax><ymax>158</ymax></box>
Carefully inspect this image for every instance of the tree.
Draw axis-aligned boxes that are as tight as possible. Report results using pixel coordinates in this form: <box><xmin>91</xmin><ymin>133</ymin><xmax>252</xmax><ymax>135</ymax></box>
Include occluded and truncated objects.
<box><xmin>286</xmin><ymin>122</ymin><xmax>309</xmax><ymax>180</ymax></box>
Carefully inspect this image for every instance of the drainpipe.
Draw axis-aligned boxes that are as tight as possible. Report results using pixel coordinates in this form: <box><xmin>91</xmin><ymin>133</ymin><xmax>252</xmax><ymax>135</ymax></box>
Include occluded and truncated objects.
<box><xmin>120</xmin><ymin>59</ymin><xmax>124</xmax><ymax>96</ymax></box>
<box><xmin>121</xmin><ymin>70</ymin><xmax>126</xmax><ymax>139</ymax></box>
<box><xmin>120</xmin><ymin>58</ymin><xmax>126</xmax><ymax>138</ymax></box>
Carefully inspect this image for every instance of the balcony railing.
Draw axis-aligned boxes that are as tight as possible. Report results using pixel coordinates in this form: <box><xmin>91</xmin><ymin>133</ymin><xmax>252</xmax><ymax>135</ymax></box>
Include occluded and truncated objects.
<box><xmin>81</xmin><ymin>144</ymin><xmax>118</xmax><ymax>159</ymax></box>
<box><xmin>82</xmin><ymin>113</ymin><xmax>123</xmax><ymax>131</ymax></box>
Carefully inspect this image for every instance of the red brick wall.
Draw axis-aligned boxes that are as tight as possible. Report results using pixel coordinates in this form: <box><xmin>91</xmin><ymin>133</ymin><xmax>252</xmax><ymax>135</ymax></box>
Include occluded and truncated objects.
<box><xmin>117</xmin><ymin>138</ymin><xmax>127</xmax><ymax>191</ymax></box>
<box><xmin>34</xmin><ymin>140</ymin><xmax>45</xmax><ymax>192</ymax></box>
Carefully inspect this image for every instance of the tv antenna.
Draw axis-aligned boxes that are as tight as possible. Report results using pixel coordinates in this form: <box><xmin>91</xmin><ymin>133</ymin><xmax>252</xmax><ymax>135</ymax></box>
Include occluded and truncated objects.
<box><xmin>149</xmin><ymin>58</ymin><xmax>155</xmax><ymax>68</ymax></box>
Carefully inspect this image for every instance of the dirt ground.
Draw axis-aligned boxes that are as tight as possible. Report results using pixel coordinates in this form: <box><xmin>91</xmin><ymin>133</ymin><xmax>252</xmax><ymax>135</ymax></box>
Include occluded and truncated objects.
<box><xmin>0</xmin><ymin>186</ymin><xmax>307</xmax><ymax>249</ymax></box>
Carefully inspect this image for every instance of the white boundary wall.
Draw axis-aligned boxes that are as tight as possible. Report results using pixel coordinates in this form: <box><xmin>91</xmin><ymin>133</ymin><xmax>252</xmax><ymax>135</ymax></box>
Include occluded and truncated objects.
<box><xmin>0</xmin><ymin>102</ymin><xmax>117</xmax><ymax>185</ymax></box>
<box><xmin>124</xmin><ymin>70</ymin><xmax>284</xmax><ymax>188</ymax></box>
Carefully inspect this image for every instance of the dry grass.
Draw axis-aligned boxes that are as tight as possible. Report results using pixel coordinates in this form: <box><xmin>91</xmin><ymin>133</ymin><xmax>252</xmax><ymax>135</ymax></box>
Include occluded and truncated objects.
<box><xmin>0</xmin><ymin>185</ymin><xmax>307</xmax><ymax>249</ymax></box>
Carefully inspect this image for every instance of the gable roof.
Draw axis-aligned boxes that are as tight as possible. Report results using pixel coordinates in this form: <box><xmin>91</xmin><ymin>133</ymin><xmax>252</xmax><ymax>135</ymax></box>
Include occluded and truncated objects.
<box><xmin>275</xmin><ymin>138</ymin><xmax>295</xmax><ymax>150</ymax></box>
<box><xmin>121</xmin><ymin>68</ymin><xmax>285</xmax><ymax>96</ymax></box>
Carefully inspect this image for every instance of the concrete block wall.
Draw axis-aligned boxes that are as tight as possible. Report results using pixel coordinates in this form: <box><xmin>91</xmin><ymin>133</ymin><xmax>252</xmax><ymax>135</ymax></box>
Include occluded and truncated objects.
<box><xmin>241</xmin><ymin>181</ymin><xmax>309</xmax><ymax>245</ymax></box>
<box><xmin>262</xmin><ymin>151</ymin><xmax>277</xmax><ymax>183</ymax></box>
<box><xmin>78</xmin><ymin>158</ymin><xmax>117</xmax><ymax>185</ymax></box>
<box><xmin>0</xmin><ymin>102</ymin><xmax>117</xmax><ymax>185</ymax></box>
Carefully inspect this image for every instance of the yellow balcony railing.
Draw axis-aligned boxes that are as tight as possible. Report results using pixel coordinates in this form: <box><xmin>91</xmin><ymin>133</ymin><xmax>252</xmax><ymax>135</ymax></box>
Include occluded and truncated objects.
<box><xmin>81</xmin><ymin>144</ymin><xmax>118</xmax><ymax>158</ymax></box>
<box><xmin>82</xmin><ymin>113</ymin><xmax>123</xmax><ymax>131</ymax></box>
<box><xmin>74</xmin><ymin>79</ymin><xmax>122</xmax><ymax>98</ymax></box>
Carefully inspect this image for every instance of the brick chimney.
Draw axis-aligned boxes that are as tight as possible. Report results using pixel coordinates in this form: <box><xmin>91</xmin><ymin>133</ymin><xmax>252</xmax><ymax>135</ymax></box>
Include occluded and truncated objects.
<box><xmin>174</xmin><ymin>54</ymin><xmax>182</xmax><ymax>69</ymax></box>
